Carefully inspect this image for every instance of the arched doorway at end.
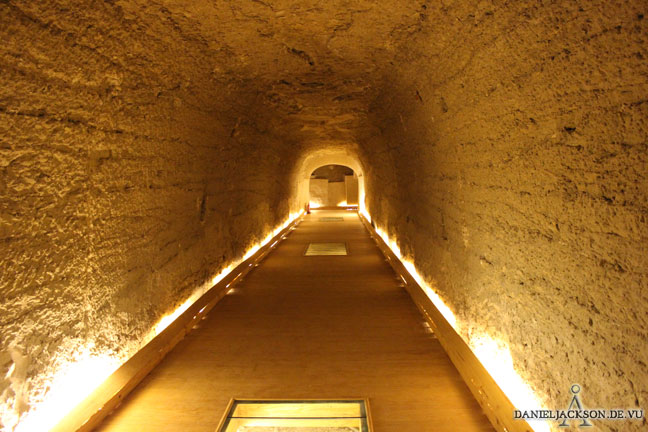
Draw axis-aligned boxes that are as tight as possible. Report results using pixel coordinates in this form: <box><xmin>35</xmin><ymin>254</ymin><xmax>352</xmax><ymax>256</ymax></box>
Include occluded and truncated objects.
<box><xmin>308</xmin><ymin>164</ymin><xmax>358</xmax><ymax>209</ymax></box>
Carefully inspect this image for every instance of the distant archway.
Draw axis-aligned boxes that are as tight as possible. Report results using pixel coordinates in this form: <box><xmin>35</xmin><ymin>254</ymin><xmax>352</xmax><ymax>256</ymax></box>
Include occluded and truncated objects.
<box><xmin>293</xmin><ymin>148</ymin><xmax>365</xmax><ymax>213</ymax></box>
<box><xmin>309</xmin><ymin>164</ymin><xmax>358</xmax><ymax>208</ymax></box>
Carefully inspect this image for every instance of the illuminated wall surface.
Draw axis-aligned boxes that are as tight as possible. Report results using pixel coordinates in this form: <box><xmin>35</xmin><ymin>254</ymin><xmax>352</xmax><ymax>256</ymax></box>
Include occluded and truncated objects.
<box><xmin>1</xmin><ymin>1</ymin><xmax>646</xmax><ymax>431</ymax></box>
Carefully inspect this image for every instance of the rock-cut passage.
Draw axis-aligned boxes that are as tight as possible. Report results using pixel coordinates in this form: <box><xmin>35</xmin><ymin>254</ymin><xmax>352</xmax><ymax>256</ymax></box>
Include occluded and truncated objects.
<box><xmin>96</xmin><ymin>210</ymin><xmax>495</xmax><ymax>432</ymax></box>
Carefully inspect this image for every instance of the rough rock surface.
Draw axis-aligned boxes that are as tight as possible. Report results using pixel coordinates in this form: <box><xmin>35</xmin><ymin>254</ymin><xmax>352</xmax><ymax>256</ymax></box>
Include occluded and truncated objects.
<box><xmin>0</xmin><ymin>1</ymin><xmax>300</xmax><ymax>427</ymax></box>
<box><xmin>0</xmin><ymin>0</ymin><xmax>646</xmax><ymax>431</ymax></box>
<box><xmin>361</xmin><ymin>1</ymin><xmax>648</xmax><ymax>430</ymax></box>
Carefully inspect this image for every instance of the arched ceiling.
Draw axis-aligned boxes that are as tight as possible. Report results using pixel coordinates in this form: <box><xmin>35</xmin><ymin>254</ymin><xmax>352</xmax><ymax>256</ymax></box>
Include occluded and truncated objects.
<box><xmin>2</xmin><ymin>2</ymin><xmax>646</xmax><ymax>430</ymax></box>
<box><xmin>115</xmin><ymin>0</ymin><xmax>428</xmax><ymax>147</ymax></box>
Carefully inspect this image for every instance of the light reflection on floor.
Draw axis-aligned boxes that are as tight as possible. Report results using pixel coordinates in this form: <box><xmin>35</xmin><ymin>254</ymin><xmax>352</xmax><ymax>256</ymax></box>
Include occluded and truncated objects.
<box><xmin>238</xmin><ymin>428</ymin><xmax>359</xmax><ymax>431</ymax></box>
<box><xmin>219</xmin><ymin>400</ymin><xmax>369</xmax><ymax>432</ymax></box>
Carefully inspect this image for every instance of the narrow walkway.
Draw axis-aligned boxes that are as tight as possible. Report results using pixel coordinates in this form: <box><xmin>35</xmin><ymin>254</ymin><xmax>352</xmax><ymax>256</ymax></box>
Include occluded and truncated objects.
<box><xmin>99</xmin><ymin>210</ymin><xmax>494</xmax><ymax>431</ymax></box>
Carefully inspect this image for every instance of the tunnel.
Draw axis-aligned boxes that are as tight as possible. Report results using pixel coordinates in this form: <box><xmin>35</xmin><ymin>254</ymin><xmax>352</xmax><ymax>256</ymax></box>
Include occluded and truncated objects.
<box><xmin>1</xmin><ymin>1</ymin><xmax>647</xmax><ymax>432</ymax></box>
<box><xmin>308</xmin><ymin>164</ymin><xmax>358</xmax><ymax>209</ymax></box>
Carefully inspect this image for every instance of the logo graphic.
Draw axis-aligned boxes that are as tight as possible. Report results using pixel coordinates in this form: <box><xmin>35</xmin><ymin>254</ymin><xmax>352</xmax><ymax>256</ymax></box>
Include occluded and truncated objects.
<box><xmin>559</xmin><ymin>384</ymin><xmax>592</xmax><ymax>427</ymax></box>
<box><xmin>513</xmin><ymin>383</ymin><xmax>644</xmax><ymax>427</ymax></box>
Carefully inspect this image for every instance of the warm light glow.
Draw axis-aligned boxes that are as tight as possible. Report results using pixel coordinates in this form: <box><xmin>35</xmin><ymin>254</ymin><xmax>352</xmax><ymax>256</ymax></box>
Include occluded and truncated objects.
<box><xmin>152</xmin><ymin>209</ymin><xmax>304</xmax><ymax>339</ymax></box>
<box><xmin>5</xmin><ymin>363</ymin><xmax>15</xmax><ymax>380</ymax></box>
<box><xmin>372</xmin><ymin>224</ymin><xmax>457</xmax><ymax>329</ymax></box>
<box><xmin>243</xmin><ymin>244</ymin><xmax>261</xmax><ymax>261</ymax></box>
<box><xmin>337</xmin><ymin>200</ymin><xmax>347</xmax><ymax>206</ymax></box>
<box><xmin>11</xmin><ymin>210</ymin><xmax>304</xmax><ymax>432</ymax></box>
<box><xmin>14</xmin><ymin>349</ymin><xmax>122</xmax><ymax>432</ymax></box>
<box><xmin>470</xmin><ymin>335</ymin><xmax>550</xmax><ymax>432</ymax></box>
<box><xmin>212</xmin><ymin>265</ymin><xmax>234</xmax><ymax>286</ymax></box>
<box><xmin>359</xmin><ymin>206</ymin><xmax>371</xmax><ymax>223</ymax></box>
<box><xmin>153</xmin><ymin>296</ymin><xmax>194</xmax><ymax>335</ymax></box>
<box><xmin>363</xmin><ymin>210</ymin><xmax>549</xmax><ymax>431</ymax></box>
<box><xmin>309</xmin><ymin>200</ymin><xmax>322</xmax><ymax>209</ymax></box>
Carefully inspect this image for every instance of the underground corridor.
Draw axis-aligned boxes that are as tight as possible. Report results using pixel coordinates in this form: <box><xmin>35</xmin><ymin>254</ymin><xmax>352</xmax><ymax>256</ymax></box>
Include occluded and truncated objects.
<box><xmin>1</xmin><ymin>1</ymin><xmax>647</xmax><ymax>432</ymax></box>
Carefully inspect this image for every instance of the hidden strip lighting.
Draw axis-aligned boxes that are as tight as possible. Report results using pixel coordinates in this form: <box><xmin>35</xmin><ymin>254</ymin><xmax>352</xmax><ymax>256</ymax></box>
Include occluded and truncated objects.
<box><xmin>13</xmin><ymin>348</ymin><xmax>122</xmax><ymax>432</ymax></box>
<box><xmin>11</xmin><ymin>210</ymin><xmax>304</xmax><ymax>432</ymax></box>
<box><xmin>359</xmin><ymin>206</ymin><xmax>549</xmax><ymax>432</ymax></box>
<box><xmin>153</xmin><ymin>209</ymin><xmax>303</xmax><ymax>338</ymax></box>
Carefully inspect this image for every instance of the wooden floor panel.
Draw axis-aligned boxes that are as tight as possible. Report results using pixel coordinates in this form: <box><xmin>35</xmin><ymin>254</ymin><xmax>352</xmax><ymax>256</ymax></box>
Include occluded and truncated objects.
<box><xmin>98</xmin><ymin>210</ymin><xmax>494</xmax><ymax>432</ymax></box>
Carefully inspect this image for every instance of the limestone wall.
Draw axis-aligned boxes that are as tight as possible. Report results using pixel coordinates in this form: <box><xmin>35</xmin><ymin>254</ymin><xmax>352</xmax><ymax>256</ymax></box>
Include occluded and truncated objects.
<box><xmin>359</xmin><ymin>1</ymin><xmax>647</xmax><ymax>429</ymax></box>
<box><xmin>0</xmin><ymin>3</ymin><xmax>298</xmax><ymax>428</ymax></box>
<box><xmin>309</xmin><ymin>179</ymin><xmax>329</xmax><ymax>207</ymax></box>
<box><xmin>328</xmin><ymin>182</ymin><xmax>347</xmax><ymax>206</ymax></box>
<box><xmin>345</xmin><ymin>175</ymin><xmax>359</xmax><ymax>205</ymax></box>
<box><xmin>1</xmin><ymin>1</ymin><xmax>646</xmax><ymax>431</ymax></box>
